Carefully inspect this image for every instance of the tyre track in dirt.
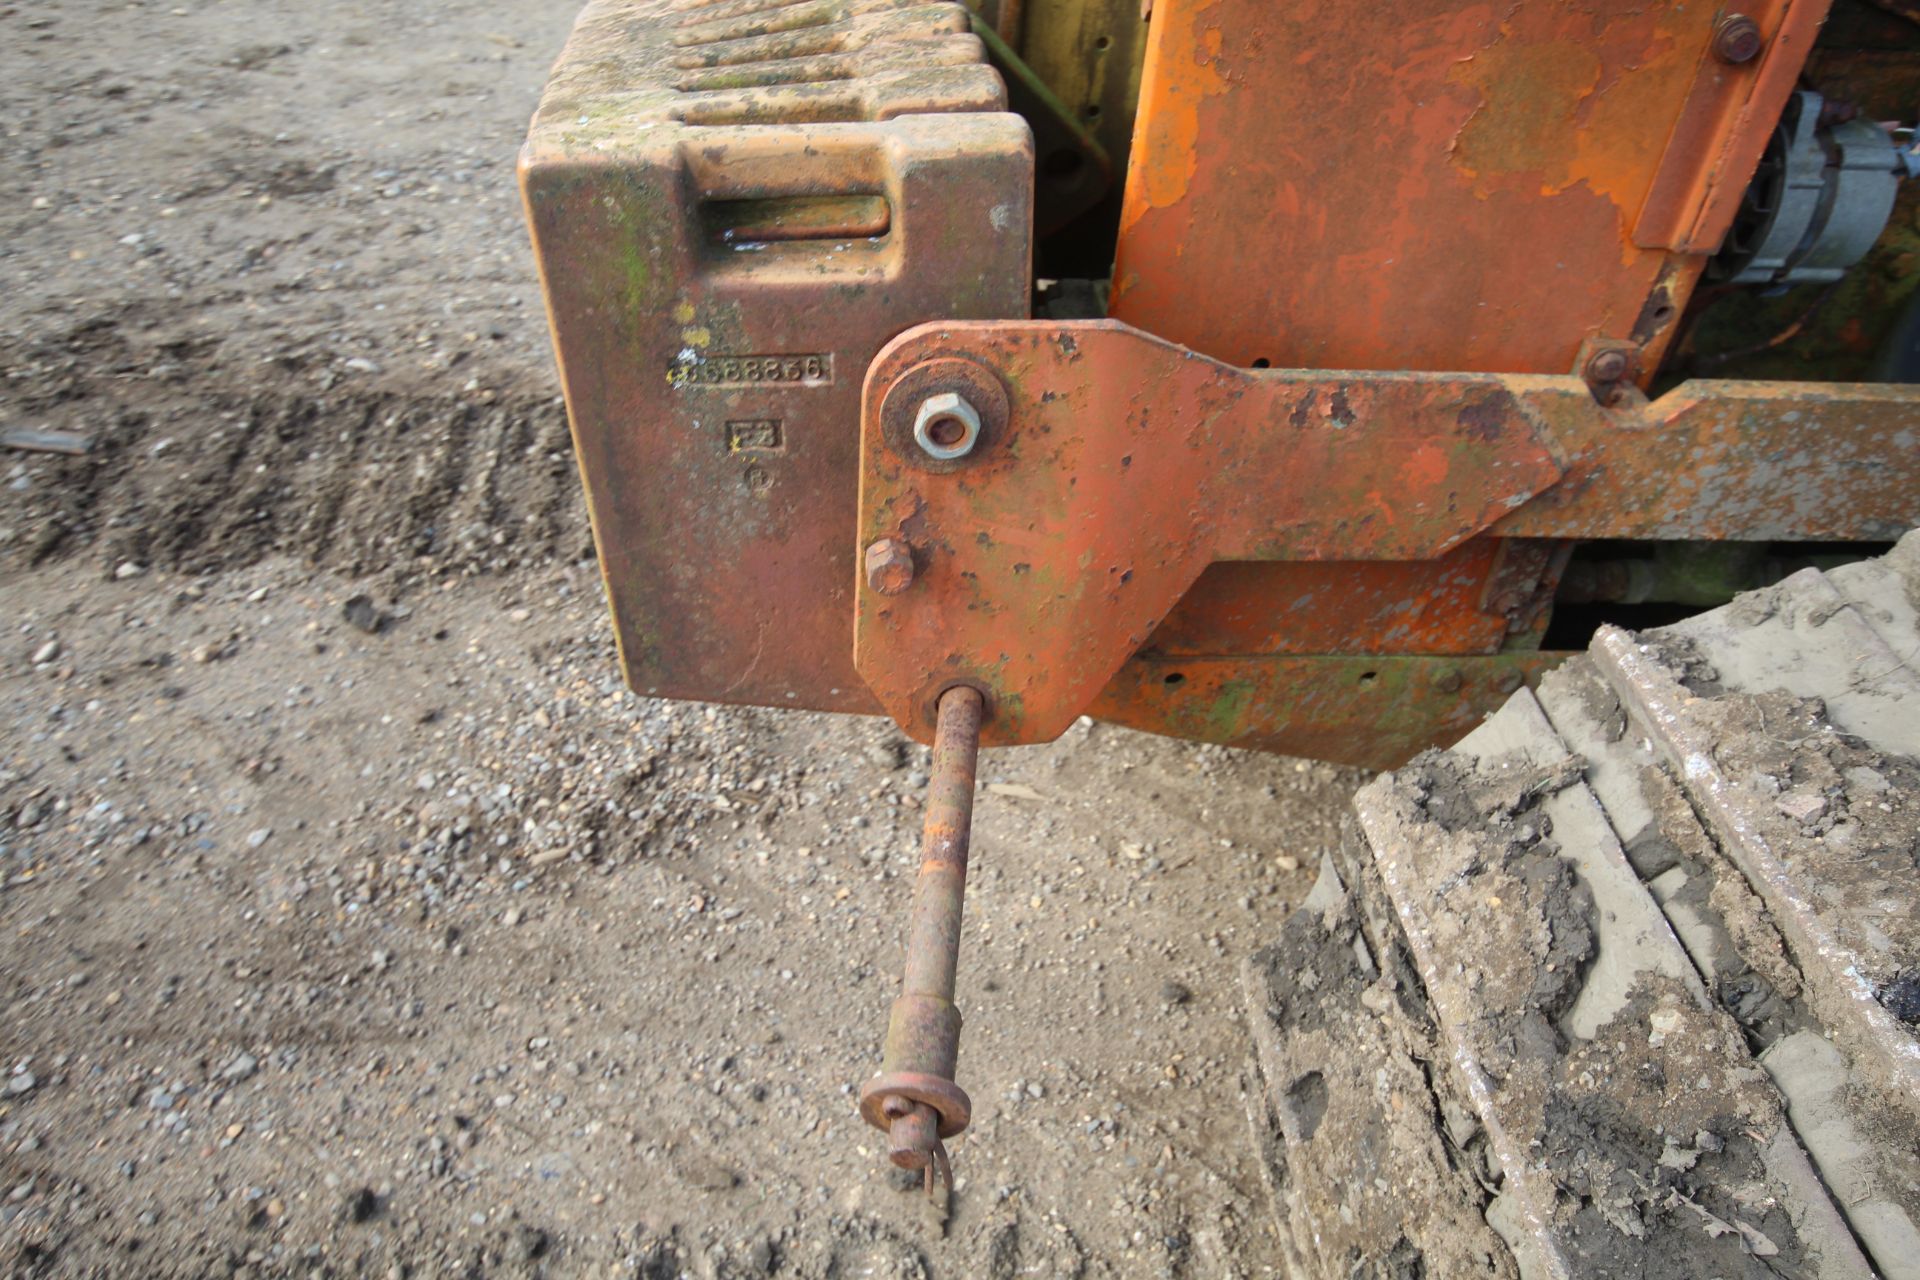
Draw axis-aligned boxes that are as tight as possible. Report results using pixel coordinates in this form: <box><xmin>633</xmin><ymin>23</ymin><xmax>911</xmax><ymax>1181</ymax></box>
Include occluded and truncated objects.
<box><xmin>1</xmin><ymin>317</ymin><xmax>582</xmax><ymax>583</ymax></box>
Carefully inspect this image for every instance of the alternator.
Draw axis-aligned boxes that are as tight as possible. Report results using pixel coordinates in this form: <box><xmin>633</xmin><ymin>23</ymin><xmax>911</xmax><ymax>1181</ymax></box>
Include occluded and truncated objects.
<box><xmin>1714</xmin><ymin>90</ymin><xmax>1917</xmax><ymax>288</ymax></box>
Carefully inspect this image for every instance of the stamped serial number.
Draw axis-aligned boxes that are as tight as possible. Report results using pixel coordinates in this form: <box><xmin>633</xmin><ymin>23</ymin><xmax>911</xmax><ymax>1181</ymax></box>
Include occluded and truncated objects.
<box><xmin>668</xmin><ymin>352</ymin><xmax>832</xmax><ymax>388</ymax></box>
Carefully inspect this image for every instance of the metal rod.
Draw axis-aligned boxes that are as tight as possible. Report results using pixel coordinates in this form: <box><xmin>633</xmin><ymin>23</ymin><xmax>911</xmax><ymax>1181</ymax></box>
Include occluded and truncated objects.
<box><xmin>857</xmin><ymin>685</ymin><xmax>985</xmax><ymax>1186</ymax></box>
<box><xmin>1</xmin><ymin>428</ymin><xmax>93</xmax><ymax>456</ymax></box>
<box><xmin>900</xmin><ymin>685</ymin><xmax>983</xmax><ymax>1000</ymax></box>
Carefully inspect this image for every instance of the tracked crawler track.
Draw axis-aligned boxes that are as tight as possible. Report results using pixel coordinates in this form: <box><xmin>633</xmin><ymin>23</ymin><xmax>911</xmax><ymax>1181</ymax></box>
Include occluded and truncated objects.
<box><xmin>1245</xmin><ymin>533</ymin><xmax>1920</xmax><ymax>1279</ymax></box>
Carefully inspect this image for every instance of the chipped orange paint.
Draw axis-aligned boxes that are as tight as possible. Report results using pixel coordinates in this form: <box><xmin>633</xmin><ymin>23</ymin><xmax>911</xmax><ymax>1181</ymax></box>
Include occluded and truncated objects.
<box><xmin>855</xmin><ymin>322</ymin><xmax>1920</xmax><ymax>748</ymax></box>
<box><xmin>1142</xmin><ymin>549</ymin><xmax>1515</xmax><ymax>658</ymax></box>
<box><xmin>1111</xmin><ymin>0</ymin><xmax>1822</xmax><ymax>373</ymax></box>
<box><xmin>1087</xmin><ymin>652</ymin><xmax>1572</xmax><ymax>768</ymax></box>
<box><xmin>1088</xmin><ymin>0</ymin><xmax>1832</xmax><ymax>760</ymax></box>
<box><xmin>854</xmin><ymin>322</ymin><xmax>1574</xmax><ymax>745</ymax></box>
<box><xmin>1118</xmin><ymin>0</ymin><xmax>1226</xmax><ymax>235</ymax></box>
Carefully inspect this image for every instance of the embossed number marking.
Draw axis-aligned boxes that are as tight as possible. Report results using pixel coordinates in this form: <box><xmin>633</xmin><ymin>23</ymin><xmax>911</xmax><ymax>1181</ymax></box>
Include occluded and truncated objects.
<box><xmin>669</xmin><ymin>353</ymin><xmax>832</xmax><ymax>388</ymax></box>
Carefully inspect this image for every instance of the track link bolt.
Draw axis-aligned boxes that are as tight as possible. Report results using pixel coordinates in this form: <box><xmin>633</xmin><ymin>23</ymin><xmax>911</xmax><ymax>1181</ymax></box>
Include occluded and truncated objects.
<box><xmin>913</xmin><ymin>392</ymin><xmax>983</xmax><ymax>461</ymax></box>
<box><xmin>865</xmin><ymin>537</ymin><xmax>916</xmax><ymax>596</ymax></box>
<box><xmin>1712</xmin><ymin>14</ymin><xmax>1763</xmax><ymax>64</ymax></box>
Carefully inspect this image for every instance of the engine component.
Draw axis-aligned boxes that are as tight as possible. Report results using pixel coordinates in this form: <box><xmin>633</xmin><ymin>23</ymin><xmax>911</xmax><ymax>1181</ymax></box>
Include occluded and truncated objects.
<box><xmin>1714</xmin><ymin>89</ymin><xmax>1918</xmax><ymax>287</ymax></box>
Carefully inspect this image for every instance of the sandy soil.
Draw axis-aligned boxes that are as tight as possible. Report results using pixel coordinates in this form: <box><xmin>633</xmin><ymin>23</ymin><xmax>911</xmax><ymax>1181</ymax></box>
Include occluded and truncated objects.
<box><xmin>0</xmin><ymin>3</ymin><xmax>1363</xmax><ymax>1275</ymax></box>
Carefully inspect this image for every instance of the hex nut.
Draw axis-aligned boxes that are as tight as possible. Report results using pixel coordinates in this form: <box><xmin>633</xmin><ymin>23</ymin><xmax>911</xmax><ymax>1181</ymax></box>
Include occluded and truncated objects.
<box><xmin>1585</xmin><ymin>347</ymin><xmax>1631</xmax><ymax>384</ymax></box>
<box><xmin>1712</xmin><ymin>14</ymin><xmax>1763</xmax><ymax>64</ymax></box>
<box><xmin>864</xmin><ymin>538</ymin><xmax>915</xmax><ymax>596</ymax></box>
<box><xmin>912</xmin><ymin>392</ymin><xmax>983</xmax><ymax>461</ymax></box>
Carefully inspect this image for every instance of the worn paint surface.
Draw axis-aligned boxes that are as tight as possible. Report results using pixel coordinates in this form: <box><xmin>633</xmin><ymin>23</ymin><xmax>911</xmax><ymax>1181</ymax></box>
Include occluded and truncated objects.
<box><xmin>1088</xmin><ymin>653</ymin><xmax>1570</xmax><ymax>769</ymax></box>
<box><xmin>521</xmin><ymin>0</ymin><xmax>1032</xmax><ymax>715</ymax></box>
<box><xmin>1086</xmin><ymin>0</ymin><xmax>1834</xmax><ymax>763</ymax></box>
<box><xmin>1110</xmin><ymin>0</ymin><xmax>1826</xmax><ymax>374</ymax></box>
<box><xmin>1495</xmin><ymin>379</ymin><xmax>1920</xmax><ymax>542</ymax></box>
<box><xmin>855</xmin><ymin>321</ymin><xmax>1920</xmax><ymax>748</ymax></box>
<box><xmin>1147</xmin><ymin>545</ymin><xmax>1515</xmax><ymax>658</ymax></box>
<box><xmin>854</xmin><ymin>322</ymin><xmax>1577</xmax><ymax>744</ymax></box>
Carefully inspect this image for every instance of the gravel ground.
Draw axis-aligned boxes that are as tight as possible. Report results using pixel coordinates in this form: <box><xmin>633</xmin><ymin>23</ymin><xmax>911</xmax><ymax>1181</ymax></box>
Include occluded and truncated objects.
<box><xmin>0</xmin><ymin>3</ymin><xmax>1364</xmax><ymax>1275</ymax></box>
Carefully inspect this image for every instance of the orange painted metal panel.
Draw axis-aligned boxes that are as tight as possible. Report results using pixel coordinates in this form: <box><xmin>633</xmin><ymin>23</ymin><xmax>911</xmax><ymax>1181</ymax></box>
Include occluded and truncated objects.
<box><xmin>1087</xmin><ymin>0</ymin><xmax>1832</xmax><ymax>759</ymax></box>
<box><xmin>855</xmin><ymin>321</ymin><xmax>1920</xmax><ymax>748</ymax></box>
<box><xmin>1108</xmin><ymin>0</ymin><xmax>1828</xmax><ymax>374</ymax></box>
<box><xmin>1087</xmin><ymin>652</ymin><xmax>1572</xmax><ymax>769</ymax></box>
<box><xmin>1145</xmin><ymin>547</ymin><xmax>1513</xmax><ymax>658</ymax></box>
<box><xmin>853</xmin><ymin>321</ymin><xmax>1572</xmax><ymax>745</ymax></box>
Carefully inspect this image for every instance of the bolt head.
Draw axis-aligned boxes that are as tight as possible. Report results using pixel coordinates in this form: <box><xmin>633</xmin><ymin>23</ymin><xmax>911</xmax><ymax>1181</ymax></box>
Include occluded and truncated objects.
<box><xmin>1585</xmin><ymin>348</ymin><xmax>1631</xmax><ymax>384</ymax></box>
<box><xmin>912</xmin><ymin>392</ymin><xmax>983</xmax><ymax>461</ymax></box>
<box><xmin>1712</xmin><ymin>14</ymin><xmax>1763</xmax><ymax>64</ymax></box>
<box><xmin>865</xmin><ymin>537</ymin><xmax>915</xmax><ymax>596</ymax></box>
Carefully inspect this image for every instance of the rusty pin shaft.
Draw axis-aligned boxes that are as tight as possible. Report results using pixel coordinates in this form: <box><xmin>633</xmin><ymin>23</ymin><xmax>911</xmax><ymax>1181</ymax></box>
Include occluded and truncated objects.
<box><xmin>900</xmin><ymin>686</ymin><xmax>983</xmax><ymax>1000</ymax></box>
<box><xmin>858</xmin><ymin>685</ymin><xmax>985</xmax><ymax>1184</ymax></box>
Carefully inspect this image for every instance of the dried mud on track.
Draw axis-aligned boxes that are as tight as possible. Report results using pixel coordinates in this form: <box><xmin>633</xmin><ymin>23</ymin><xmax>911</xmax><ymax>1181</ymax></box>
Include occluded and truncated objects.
<box><xmin>0</xmin><ymin>3</ymin><xmax>1360</xmax><ymax>1276</ymax></box>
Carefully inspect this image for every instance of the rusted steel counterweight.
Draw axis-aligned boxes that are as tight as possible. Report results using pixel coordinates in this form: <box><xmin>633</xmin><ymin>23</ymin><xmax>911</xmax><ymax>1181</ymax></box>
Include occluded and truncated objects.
<box><xmin>858</xmin><ymin>685</ymin><xmax>985</xmax><ymax>1191</ymax></box>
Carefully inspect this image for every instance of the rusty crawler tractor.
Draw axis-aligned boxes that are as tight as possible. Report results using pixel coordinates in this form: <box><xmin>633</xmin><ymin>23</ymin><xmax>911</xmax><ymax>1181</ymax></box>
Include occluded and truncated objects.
<box><xmin>522</xmin><ymin>0</ymin><xmax>1920</xmax><ymax>1244</ymax></box>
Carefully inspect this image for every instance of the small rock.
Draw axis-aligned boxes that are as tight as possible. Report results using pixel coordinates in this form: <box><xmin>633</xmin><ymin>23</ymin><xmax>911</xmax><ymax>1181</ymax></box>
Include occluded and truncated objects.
<box><xmin>220</xmin><ymin>1053</ymin><xmax>260</xmax><ymax>1082</ymax></box>
<box><xmin>114</xmin><ymin>562</ymin><xmax>146</xmax><ymax>580</ymax></box>
<box><xmin>343</xmin><ymin>595</ymin><xmax>386</xmax><ymax>634</ymax></box>
<box><xmin>1883</xmin><ymin>972</ymin><xmax>1920</xmax><ymax>1025</ymax></box>
<box><xmin>1775</xmin><ymin>792</ymin><xmax>1828</xmax><ymax>824</ymax></box>
<box><xmin>7</xmin><ymin>1071</ymin><xmax>36</xmax><ymax>1097</ymax></box>
<box><xmin>246</xmin><ymin>828</ymin><xmax>272</xmax><ymax>849</ymax></box>
<box><xmin>516</xmin><ymin>1225</ymin><xmax>549</xmax><ymax>1261</ymax></box>
<box><xmin>1274</xmin><ymin>854</ymin><xmax>1300</xmax><ymax>872</ymax></box>
<box><xmin>1844</xmin><ymin>766</ymin><xmax>1891</xmax><ymax>795</ymax></box>
<box><xmin>1159</xmin><ymin>981</ymin><xmax>1192</xmax><ymax>1007</ymax></box>
<box><xmin>341</xmin><ymin>1186</ymin><xmax>380</xmax><ymax>1224</ymax></box>
<box><xmin>30</xmin><ymin>640</ymin><xmax>60</xmax><ymax>665</ymax></box>
<box><xmin>672</xmin><ymin>1151</ymin><xmax>739</xmax><ymax>1192</ymax></box>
